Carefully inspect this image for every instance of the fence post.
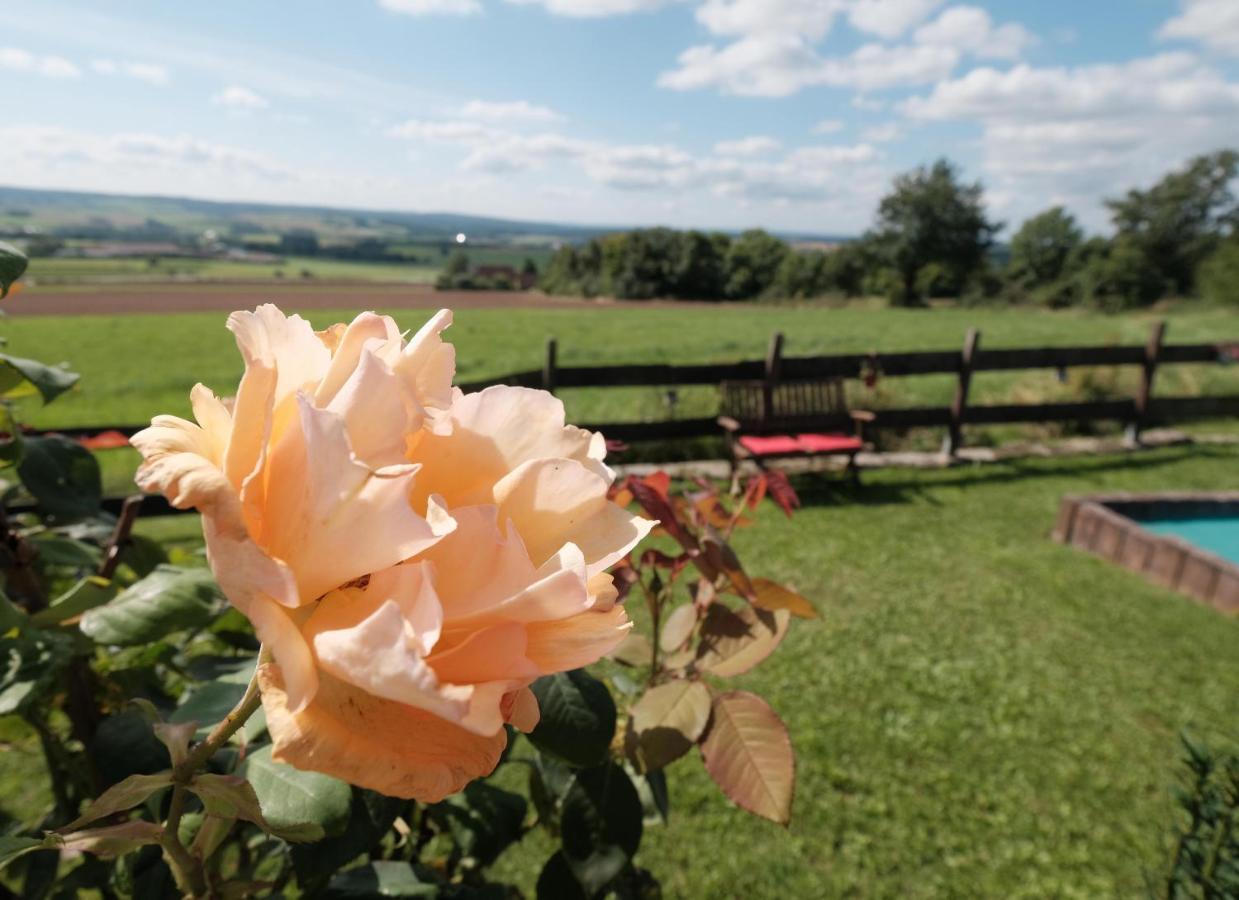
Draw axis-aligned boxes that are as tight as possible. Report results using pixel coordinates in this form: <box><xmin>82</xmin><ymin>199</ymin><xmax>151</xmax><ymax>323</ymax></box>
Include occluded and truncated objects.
<box><xmin>1128</xmin><ymin>319</ymin><xmax>1166</xmax><ymax>445</ymax></box>
<box><xmin>945</xmin><ymin>328</ymin><xmax>980</xmax><ymax>457</ymax></box>
<box><xmin>542</xmin><ymin>337</ymin><xmax>558</xmax><ymax>395</ymax></box>
<box><xmin>762</xmin><ymin>331</ymin><xmax>784</xmax><ymax>420</ymax></box>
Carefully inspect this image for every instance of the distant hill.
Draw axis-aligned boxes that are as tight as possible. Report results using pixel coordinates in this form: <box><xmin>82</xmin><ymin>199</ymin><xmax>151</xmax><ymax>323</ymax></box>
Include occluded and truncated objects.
<box><xmin>0</xmin><ymin>185</ymin><xmax>853</xmax><ymax>245</ymax></box>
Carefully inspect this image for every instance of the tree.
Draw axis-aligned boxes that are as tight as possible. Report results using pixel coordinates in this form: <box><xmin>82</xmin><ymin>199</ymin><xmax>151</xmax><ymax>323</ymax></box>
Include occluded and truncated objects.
<box><xmin>1198</xmin><ymin>235</ymin><xmax>1239</xmax><ymax>306</ymax></box>
<box><xmin>870</xmin><ymin>158</ymin><xmax>999</xmax><ymax>305</ymax></box>
<box><xmin>1106</xmin><ymin>149</ymin><xmax>1239</xmax><ymax>297</ymax></box>
<box><xmin>1008</xmin><ymin>207</ymin><xmax>1084</xmax><ymax>288</ymax></box>
<box><xmin>670</xmin><ymin>231</ymin><xmax>728</xmax><ymax>299</ymax></box>
<box><xmin>724</xmin><ymin>229</ymin><xmax>789</xmax><ymax>299</ymax></box>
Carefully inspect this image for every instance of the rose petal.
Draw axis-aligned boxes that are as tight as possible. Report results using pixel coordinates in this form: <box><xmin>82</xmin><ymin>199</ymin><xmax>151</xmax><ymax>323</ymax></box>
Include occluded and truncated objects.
<box><xmin>259</xmin><ymin>664</ymin><xmax>506</xmax><ymax>802</ymax></box>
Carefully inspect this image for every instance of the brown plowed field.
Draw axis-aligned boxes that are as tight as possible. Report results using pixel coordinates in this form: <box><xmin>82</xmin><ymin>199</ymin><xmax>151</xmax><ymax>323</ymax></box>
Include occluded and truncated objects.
<box><xmin>7</xmin><ymin>282</ymin><xmax>720</xmax><ymax>315</ymax></box>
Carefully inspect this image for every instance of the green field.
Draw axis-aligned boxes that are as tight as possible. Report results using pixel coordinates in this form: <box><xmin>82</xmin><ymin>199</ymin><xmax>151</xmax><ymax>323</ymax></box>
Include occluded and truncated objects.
<box><xmin>24</xmin><ymin>255</ymin><xmax>441</xmax><ymax>285</ymax></box>
<box><xmin>10</xmin><ymin>301</ymin><xmax>1239</xmax><ymax>432</ymax></box>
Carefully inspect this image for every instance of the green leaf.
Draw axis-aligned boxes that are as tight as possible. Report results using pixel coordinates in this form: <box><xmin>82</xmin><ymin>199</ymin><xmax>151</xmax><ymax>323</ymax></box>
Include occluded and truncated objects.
<box><xmin>0</xmin><ymin>588</ymin><xmax>28</xmax><ymax>633</ymax></box>
<box><xmin>93</xmin><ymin>710</ymin><xmax>173</xmax><ymax>787</ymax></box>
<box><xmin>0</xmin><ymin>240</ymin><xmax>27</xmax><ymax>300</ymax></box>
<box><xmin>29</xmin><ymin>576</ymin><xmax>117</xmax><ymax>627</ymax></box>
<box><xmin>290</xmin><ymin>790</ymin><xmax>404</xmax><ymax>893</ymax></box>
<box><xmin>16</xmin><ymin>435</ymin><xmax>101</xmax><ymax>522</ymax></box>
<box><xmin>0</xmin><ymin>404</ymin><xmax>22</xmax><ymax>468</ymax></box>
<box><xmin>28</xmin><ymin>534</ymin><xmax>101</xmax><ymax>571</ymax></box>
<box><xmin>561</xmin><ymin>763</ymin><xmax>644</xmax><ymax>867</ymax></box>
<box><xmin>169</xmin><ymin>676</ymin><xmax>267</xmax><ymax>744</ymax></box>
<box><xmin>536</xmin><ymin>852</ymin><xmax>588</xmax><ymax>900</ymax></box>
<box><xmin>191</xmin><ymin>773</ymin><xmax>323</xmax><ymax>842</ymax></box>
<box><xmin>80</xmin><ymin>565</ymin><xmax>222</xmax><ymax>646</ymax></box>
<box><xmin>528</xmin><ymin>669</ymin><xmax>616</xmax><ymax>768</ymax></box>
<box><xmin>324</xmin><ymin>861</ymin><xmax>441</xmax><ymax>898</ymax></box>
<box><xmin>241</xmin><ymin>745</ymin><xmax>351</xmax><ymax>837</ymax></box>
<box><xmin>433</xmin><ymin>782</ymin><xmax>527</xmax><ymax>867</ymax></box>
<box><xmin>60</xmin><ymin>772</ymin><xmax>173</xmax><ymax>831</ymax></box>
<box><xmin>0</xmin><ymin>353</ymin><xmax>80</xmax><ymax>405</ymax></box>
<box><xmin>0</xmin><ymin>835</ymin><xmax>56</xmax><ymax>870</ymax></box>
<box><xmin>0</xmin><ymin>631</ymin><xmax>72</xmax><ymax>715</ymax></box>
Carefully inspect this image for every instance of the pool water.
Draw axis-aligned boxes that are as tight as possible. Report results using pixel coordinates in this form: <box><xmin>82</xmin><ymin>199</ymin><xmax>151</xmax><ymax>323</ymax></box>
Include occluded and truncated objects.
<box><xmin>1138</xmin><ymin>516</ymin><xmax>1239</xmax><ymax>565</ymax></box>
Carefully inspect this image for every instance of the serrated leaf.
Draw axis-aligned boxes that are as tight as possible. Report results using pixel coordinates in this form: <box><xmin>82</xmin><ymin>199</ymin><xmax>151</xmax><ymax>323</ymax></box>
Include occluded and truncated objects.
<box><xmin>0</xmin><ymin>240</ymin><xmax>27</xmax><ymax>300</ymax></box>
<box><xmin>700</xmin><ymin>525</ymin><xmax>755</xmax><ymax>600</ymax></box>
<box><xmin>694</xmin><ymin>604</ymin><xmax>789</xmax><ymax>678</ymax></box>
<box><xmin>16</xmin><ymin>435</ymin><xmax>101</xmax><ymax>522</ymax></box>
<box><xmin>658</xmin><ymin>603</ymin><xmax>696</xmax><ymax>653</ymax></box>
<box><xmin>241</xmin><ymin>745</ymin><xmax>351</xmax><ymax>837</ymax></box>
<box><xmin>80</xmin><ymin>565</ymin><xmax>222</xmax><ymax>646</ymax></box>
<box><xmin>751</xmin><ymin>578</ymin><xmax>818</xmax><ymax>619</ymax></box>
<box><xmin>698</xmin><ymin>691</ymin><xmax>794</xmax><ymax>825</ymax></box>
<box><xmin>0</xmin><ymin>353</ymin><xmax>80</xmax><ymax>404</ymax></box>
<box><xmin>324</xmin><ymin>861</ymin><xmax>440</xmax><ymax>898</ymax></box>
<box><xmin>60</xmin><ymin>772</ymin><xmax>173</xmax><ymax>831</ymax></box>
<box><xmin>629</xmin><ymin>679</ymin><xmax>712</xmax><ymax>771</ymax></box>
<box><xmin>190</xmin><ymin>772</ymin><xmax>323</xmax><ymax>842</ymax></box>
<box><xmin>60</xmin><ymin>820</ymin><xmax>164</xmax><ymax>858</ymax></box>
<box><xmin>528</xmin><ymin>669</ymin><xmax>616</xmax><ymax>768</ymax></box>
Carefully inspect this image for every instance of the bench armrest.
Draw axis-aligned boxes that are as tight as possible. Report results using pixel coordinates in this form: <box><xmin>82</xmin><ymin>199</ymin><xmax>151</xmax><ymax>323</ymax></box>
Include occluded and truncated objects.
<box><xmin>717</xmin><ymin>415</ymin><xmax>741</xmax><ymax>432</ymax></box>
<box><xmin>849</xmin><ymin>409</ymin><xmax>876</xmax><ymax>423</ymax></box>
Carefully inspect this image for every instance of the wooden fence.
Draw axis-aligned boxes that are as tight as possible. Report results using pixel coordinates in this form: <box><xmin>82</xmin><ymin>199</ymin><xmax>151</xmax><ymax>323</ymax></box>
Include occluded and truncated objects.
<box><xmin>49</xmin><ymin>320</ymin><xmax>1239</xmax><ymax>464</ymax></box>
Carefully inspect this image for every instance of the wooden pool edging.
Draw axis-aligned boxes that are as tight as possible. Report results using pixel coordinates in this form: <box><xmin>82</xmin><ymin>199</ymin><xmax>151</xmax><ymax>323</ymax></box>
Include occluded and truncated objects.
<box><xmin>1054</xmin><ymin>492</ymin><xmax>1239</xmax><ymax>615</ymax></box>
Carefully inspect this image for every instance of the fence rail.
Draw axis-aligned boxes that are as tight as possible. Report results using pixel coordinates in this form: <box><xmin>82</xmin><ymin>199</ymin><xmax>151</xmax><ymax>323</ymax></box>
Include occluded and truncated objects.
<box><xmin>36</xmin><ymin>321</ymin><xmax>1239</xmax><ymax>459</ymax></box>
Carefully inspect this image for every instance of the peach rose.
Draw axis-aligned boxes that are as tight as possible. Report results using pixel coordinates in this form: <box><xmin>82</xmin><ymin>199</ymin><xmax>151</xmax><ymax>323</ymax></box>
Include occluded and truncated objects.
<box><xmin>132</xmin><ymin>305</ymin><xmax>652</xmax><ymax>800</ymax></box>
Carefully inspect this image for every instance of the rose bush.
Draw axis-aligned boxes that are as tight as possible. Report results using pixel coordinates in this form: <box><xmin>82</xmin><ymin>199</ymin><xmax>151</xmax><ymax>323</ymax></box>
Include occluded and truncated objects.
<box><xmin>131</xmin><ymin>305</ymin><xmax>653</xmax><ymax>800</ymax></box>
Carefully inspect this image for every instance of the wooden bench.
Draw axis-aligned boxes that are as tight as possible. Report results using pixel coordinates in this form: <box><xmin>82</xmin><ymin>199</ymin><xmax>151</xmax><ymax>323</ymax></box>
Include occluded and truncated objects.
<box><xmin>718</xmin><ymin>378</ymin><xmax>873</xmax><ymax>488</ymax></box>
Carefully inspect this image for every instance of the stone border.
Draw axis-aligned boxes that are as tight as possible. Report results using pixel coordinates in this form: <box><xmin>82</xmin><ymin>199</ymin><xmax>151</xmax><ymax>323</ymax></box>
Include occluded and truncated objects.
<box><xmin>1054</xmin><ymin>492</ymin><xmax>1239</xmax><ymax>615</ymax></box>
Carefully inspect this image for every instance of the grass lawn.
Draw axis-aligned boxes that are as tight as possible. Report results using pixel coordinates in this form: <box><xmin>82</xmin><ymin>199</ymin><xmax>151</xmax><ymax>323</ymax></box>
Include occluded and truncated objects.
<box><xmin>11</xmin><ymin>445</ymin><xmax>1235</xmax><ymax>897</ymax></box>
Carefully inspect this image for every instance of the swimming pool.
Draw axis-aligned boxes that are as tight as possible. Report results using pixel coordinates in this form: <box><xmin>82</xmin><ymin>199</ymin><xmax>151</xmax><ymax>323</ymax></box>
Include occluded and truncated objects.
<box><xmin>1055</xmin><ymin>493</ymin><xmax>1239</xmax><ymax>615</ymax></box>
<box><xmin>1137</xmin><ymin>516</ymin><xmax>1239</xmax><ymax>566</ymax></box>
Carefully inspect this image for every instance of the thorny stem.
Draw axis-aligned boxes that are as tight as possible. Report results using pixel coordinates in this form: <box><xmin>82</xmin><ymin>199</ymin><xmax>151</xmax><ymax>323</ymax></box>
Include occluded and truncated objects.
<box><xmin>162</xmin><ymin>649</ymin><xmax>267</xmax><ymax>899</ymax></box>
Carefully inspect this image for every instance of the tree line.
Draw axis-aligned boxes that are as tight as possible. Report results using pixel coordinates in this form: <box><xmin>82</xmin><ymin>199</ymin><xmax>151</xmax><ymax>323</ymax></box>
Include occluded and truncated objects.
<box><xmin>540</xmin><ymin>150</ymin><xmax>1239</xmax><ymax>309</ymax></box>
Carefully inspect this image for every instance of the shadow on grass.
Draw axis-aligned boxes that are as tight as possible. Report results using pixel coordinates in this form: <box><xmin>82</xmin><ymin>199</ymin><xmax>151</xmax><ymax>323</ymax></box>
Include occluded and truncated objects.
<box><xmin>787</xmin><ymin>445</ymin><xmax>1231</xmax><ymax>509</ymax></box>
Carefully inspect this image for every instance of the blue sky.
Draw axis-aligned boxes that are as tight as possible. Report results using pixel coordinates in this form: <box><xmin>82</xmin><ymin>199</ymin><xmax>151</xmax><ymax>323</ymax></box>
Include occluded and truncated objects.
<box><xmin>1</xmin><ymin>0</ymin><xmax>1237</xmax><ymax>234</ymax></box>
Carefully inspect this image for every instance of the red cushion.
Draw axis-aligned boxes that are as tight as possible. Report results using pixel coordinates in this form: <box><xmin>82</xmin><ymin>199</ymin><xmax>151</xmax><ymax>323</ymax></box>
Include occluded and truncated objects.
<box><xmin>739</xmin><ymin>434</ymin><xmax>802</xmax><ymax>455</ymax></box>
<box><xmin>795</xmin><ymin>433</ymin><xmax>862</xmax><ymax>453</ymax></box>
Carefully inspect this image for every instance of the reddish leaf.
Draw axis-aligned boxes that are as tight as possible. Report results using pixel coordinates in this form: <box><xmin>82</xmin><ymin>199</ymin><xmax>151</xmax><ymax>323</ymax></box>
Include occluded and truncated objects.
<box><xmin>743</xmin><ymin>474</ymin><xmax>767</xmax><ymax>511</ymax></box>
<box><xmin>640</xmin><ymin>548</ymin><xmax>688</xmax><ymax>576</ymax></box>
<box><xmin>691</xmin><ymin>476</ymin><xmax>718</xmax><ymax>495</ymax></box>
<box><xmin>60</xmin><ymin>821</ymin><xmax>165</xmax><ymax>859</ymax></box>
<box><xmin>60</xmin><ymin>773</ymin><xmax>173</xmax><ymax>832</ymax></box>
<box><xmin>695</xmin><ymin>604</ymin><xmax>790</xmax><ymax>677</ymax></box>
<box><xmin>699</xmin><ymin>691</ymin><xmax>794</xmax><ymax>825</ymax></box>
<box><xmin>642</xmin><ymin>471</ymin><xmax>671</xmax><ymax>500</ymax></box>
<box><xmin>629</xmin><ymin>679</ymin><xmax>712</xmax><ymax>771</ymax></box>
<box><xmin>659</xmin><ymin>603</ymin><xmax>697</xmax><ymax>653</ymax></box>
<box><xmin>751</xmin><ymin>578</ymin><xmax>818</xmax><ymax>620</ymax></box>
<box><xmin>629</xmin><ymin>478</ymin><xmax>694</xmax><ymax>551</ymax></box>
<box><xmin>765</xmin><ymin>470</ymin><xmax>800</xmax><ymax>519</ymax></box>
<box><xmin>700</xmin><ymin>525</ymin><xmax>755</xmax><ymax>601</ymax></box>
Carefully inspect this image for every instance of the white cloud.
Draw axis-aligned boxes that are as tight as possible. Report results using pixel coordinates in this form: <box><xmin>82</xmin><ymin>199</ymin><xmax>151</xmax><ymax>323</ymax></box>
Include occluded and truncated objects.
<box><xmin>847</xmin><ymin>0</ymin><xmax>944</xmax><ymax>39</ymax></box>
<box><xmin>851</xmin><ymin>95</ymin><xmax>887</xmax><ymax>111</ymax></box>
<box><xmin>459</xmin><ymin>99</ymin><xmax>563</xmax><ymax>123</ymax></box>
<box><xmin>0</xmin><ymin>47</ymin><xmax>80</xmax><ymax>78</ymax></box>
<box><xmin>211</xmin><ymin>84</ymin><xmax>269</xmax><ymax>110</ymax></box>
<box><xmin>378</xmin><ymin>0</ymin><xmax>481</xmax><ymax>15</ymax></box>
<box><xmin>901</xmin><ymin>53</ymin><xmax>1239</xmax><ymax>229</ymax></box>
<box><xmin>387</xmin><ymin>118</ymin><xmax>501</xmax><ymax>142</ymax></box>
<box><xmin>861</xmin><ymin>121</ymin><xmax>902</xmax><ymax>142</ymax></box>
<box><xmin>1160</xmin><ymin>0</ymin><xmax>1239</xmax><ymax>56</ymax></box>
<box><xmin>91</xmin><ymin>59</ymin><xmax>170</xmax><ymax>84</ymax></box>
<box><xmin>914</xmin><ymin>6</ymin><xmax>1034</xmax><ymax>60</ymax></box>
<box><xmin>812</xmin><ymin>119</ymin><xmax>845</xmax><ymax>133</ymax></box>
<box><xmin>503</xmin><ymin>0</ymin><xmax>667</xmax><ymax>16</ymax></box>
<box><xmin>819</xmin><ymin>42</ymin><xmax>959</xmax><ymax>90</ymax></box>
<box><xmin>695</xmin><ymin>0</ymin><xmax>846</xmax><ymax>41</ymax></box>
<box><xmin>714</xmin><ymin>135</ymin><xmax>782</xmax><ymax>156</ymax></box>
